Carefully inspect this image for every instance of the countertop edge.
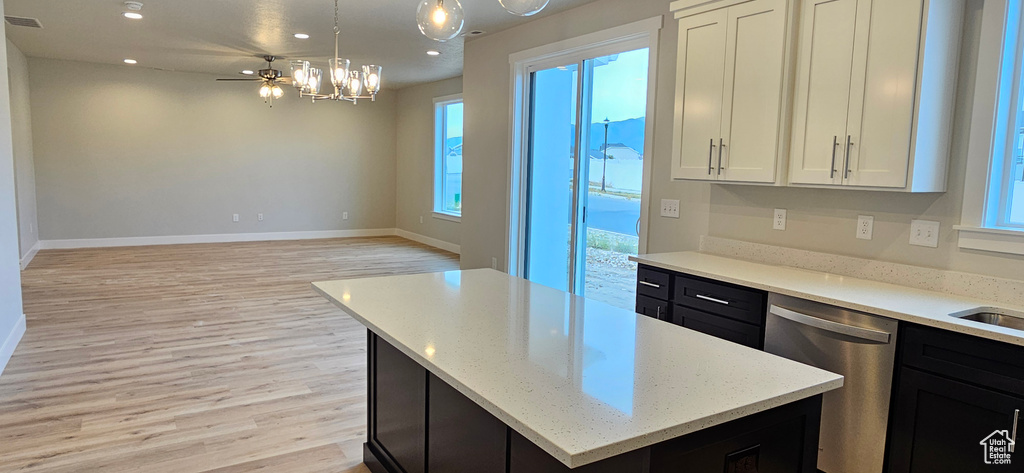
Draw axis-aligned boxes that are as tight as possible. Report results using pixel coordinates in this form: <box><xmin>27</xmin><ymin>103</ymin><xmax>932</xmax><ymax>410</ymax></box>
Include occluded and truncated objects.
<box><xmin>311</xmin><ymin>281</ymin><xmax>842</xmax><ymax>469</ymax></box>
<box><xmin>629</xmin><ymin>254</ymin><xmax>1024</xmax><ymax>347</ymax></box>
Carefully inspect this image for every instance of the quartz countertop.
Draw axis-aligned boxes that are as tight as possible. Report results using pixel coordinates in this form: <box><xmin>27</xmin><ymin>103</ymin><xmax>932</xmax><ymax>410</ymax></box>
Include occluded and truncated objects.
<box><xmin>630</xmin><ymin>251</ymin><xmax>1024</xmax><ymax>347</ymax></box>
<box><xmin>313</xmin><ymin>269</ymin><xmax>843</xmax><ymax>468</ymax></box>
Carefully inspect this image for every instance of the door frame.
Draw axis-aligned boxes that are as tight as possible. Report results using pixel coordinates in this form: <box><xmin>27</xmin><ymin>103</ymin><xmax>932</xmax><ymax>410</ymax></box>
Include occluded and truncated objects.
<box><xmin>505</xmin><ymin>16</ymin><xmax>664</xmax><ymax>278</ymax></box>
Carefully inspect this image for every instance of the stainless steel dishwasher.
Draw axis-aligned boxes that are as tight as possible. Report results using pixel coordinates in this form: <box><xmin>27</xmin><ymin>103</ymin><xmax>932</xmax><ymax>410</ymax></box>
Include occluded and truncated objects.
<box><xmin>765</xmin><ymin>293</ymin><xmax>898</xmax><ymax>473</ymax></box>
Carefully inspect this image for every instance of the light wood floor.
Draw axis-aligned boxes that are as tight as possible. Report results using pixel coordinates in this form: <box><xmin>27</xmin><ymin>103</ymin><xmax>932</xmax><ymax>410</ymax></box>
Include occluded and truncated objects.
<box><xmin>0</xmin><ymin>237</ymin><xmax>460</xmax><ymax>472</ymax></box>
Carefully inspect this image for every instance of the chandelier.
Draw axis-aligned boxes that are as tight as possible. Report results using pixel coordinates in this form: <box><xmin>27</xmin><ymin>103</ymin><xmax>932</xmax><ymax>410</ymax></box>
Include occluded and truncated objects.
<box><xmin>290</xmin><ymin>0</ymin><xmax>383</xmax><ymax>104</ymax></box>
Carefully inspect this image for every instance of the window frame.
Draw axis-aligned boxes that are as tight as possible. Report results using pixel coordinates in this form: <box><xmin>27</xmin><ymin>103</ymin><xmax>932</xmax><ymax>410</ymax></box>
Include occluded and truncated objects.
<box><xmin>957</xmin><ymin>0</ymin><xmax>1024</xmax><ymax>255</ymax></box>
<box><xmin>433</xmin><ymin>94</ymin><xmax>464</xmax><ymax>222</ymax></box>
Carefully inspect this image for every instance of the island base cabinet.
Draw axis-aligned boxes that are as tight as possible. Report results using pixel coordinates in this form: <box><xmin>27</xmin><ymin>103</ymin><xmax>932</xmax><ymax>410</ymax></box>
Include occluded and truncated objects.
<box><xmin>370</xmin><ymin>334</ymin><xmax>426</xmax><ymax>473</ymax></box>
<box><xmin>510</xmin><ymin>433</ymin><xmax>648</xmax><ymax>473</ymax></box>
<box><xmin>887</xmin><ymin>368</ymin><xmax>1024</xmax><ymax>473</ymax></box>
<box><xmin>427</xmin><ymin>373</ymin><xmax>507</xmax><ymax>473</ymax></box>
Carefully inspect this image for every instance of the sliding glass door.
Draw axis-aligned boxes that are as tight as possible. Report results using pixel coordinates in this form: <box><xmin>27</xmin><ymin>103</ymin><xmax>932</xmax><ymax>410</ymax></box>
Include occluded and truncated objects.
<box><xmin>523</xmin><ymin>48</ymin><xmax>650</xmax><ymax>309</ymax></box>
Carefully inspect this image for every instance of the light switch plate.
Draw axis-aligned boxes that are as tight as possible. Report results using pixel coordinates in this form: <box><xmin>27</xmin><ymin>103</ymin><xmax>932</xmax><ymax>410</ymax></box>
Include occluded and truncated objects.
<box><xmin>910</xmin><ymin>219</ymin><xmax>940</xmax><ymax>248</ymax></box>
<box><xmin>773</xmin><ymin>209</ymin><xmax>787</xmax><ymax>231</ymax></box>
<box><xmin>857</xmin><ymin>215</ymin><xmax>874</xmax><ymax>240</ymax></box>
<box><xmin>660</xmin><ymin>199</ymin><xmax>680</xmax><ymax>218</ymax></box>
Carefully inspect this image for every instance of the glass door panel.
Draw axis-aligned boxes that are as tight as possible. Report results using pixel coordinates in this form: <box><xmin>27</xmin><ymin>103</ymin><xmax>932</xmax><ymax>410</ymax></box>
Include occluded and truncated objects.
<box><xmin>524</xmin><ymin>63</ymin><xmax>580</xmax><ymax>292</ymax></box>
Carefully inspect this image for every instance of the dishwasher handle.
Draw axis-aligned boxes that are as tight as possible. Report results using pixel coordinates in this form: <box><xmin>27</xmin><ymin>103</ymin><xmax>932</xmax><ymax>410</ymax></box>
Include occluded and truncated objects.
<box><xmin>769</xmin><ymin>304</ymin><xmax>892</xmax><ymax>344</ymax></box>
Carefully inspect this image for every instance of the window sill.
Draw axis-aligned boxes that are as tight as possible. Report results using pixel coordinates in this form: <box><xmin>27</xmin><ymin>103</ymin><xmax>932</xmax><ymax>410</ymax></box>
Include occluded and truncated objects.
<box><xmin>433</xmin><ymin>212</ymin><xmax>462</xmax><ymax>223</ymax></box>
<box><xmin>954</xmin><ymin>225</ymin><xmax>1024</xmax><ymax>256</ymax></box>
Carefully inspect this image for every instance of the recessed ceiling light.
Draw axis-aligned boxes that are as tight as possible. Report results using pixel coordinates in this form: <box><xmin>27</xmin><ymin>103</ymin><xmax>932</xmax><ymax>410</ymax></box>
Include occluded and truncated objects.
<box><xmin>294</xmin><ymin>33</ymin><xmax>310</xmax><ymax>39</ymax></box>
<box><xmin>124</xmin><ymin>59</ymin><xmax>137</xmax><ymax>64</ymax></box>
<box><xmin>241</xmin><ymin>70</ymin><xmax>254</xmax><ymax>75</ymax></box>
<box><xmin>427</xmin><ymin>50</ymin><xmax>441</xmax><ymax>56</ymax></box>
<box><xmin>122</xmin><ymin>12</ymin><xmax>143</xmax><ymax>19</ymax></box>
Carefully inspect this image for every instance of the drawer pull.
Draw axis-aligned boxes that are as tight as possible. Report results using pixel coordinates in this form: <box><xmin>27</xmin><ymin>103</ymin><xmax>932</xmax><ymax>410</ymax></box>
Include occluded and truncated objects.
<box><xmin>639</xmin><ymin>280</ymin><xmax>661</xmax><ymax>289</ymax></box>
<box><xmin>695</xmin><ymin>294</ymin><xmax>730</xmax><ymax>305</ymax></box>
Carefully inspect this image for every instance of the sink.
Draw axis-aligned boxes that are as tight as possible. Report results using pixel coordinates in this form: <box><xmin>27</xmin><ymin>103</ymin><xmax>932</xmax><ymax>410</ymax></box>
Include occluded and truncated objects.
<box><xmin>951</xmin><ymin>307</ymin><xmax>1024</xmax><ymax>331</ymax></box>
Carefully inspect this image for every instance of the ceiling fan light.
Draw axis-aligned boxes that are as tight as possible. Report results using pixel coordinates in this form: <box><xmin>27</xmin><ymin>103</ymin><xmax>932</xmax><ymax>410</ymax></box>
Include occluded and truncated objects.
<box><xmin>416</xmin><ymin>0</ymin><xmax>464</xmax><ymax>42</ymax></box>
<box><xmin>259</xmin><ymin>83</ymin><xmax>272</xmax><ymax>99</ymax></box>
<box><xmin>272</xmin><ymin>84</ymin><xmax>284</xmax><ymax>99</ymax></box>
<box><xmin>499</xmin><ymin>0</ymin><xmax>550</xmax><ymax>16</ymax></box>
<box><xmin>362</xmin><ymin>65</ymin><xmax>382</xmax><ymax>94</ymax></box>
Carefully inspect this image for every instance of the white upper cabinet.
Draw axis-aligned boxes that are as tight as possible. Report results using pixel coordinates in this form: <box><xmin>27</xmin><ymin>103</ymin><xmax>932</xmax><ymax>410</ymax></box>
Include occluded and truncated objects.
<box><xmin>671</xmin><ymin>0</ymin><xmax>791</xmax><ymax>183</ymax></box>
<box><xmin>789</xmin><ymin>0</ymin><xmax>964</xmax><ymax>192</ymax></box>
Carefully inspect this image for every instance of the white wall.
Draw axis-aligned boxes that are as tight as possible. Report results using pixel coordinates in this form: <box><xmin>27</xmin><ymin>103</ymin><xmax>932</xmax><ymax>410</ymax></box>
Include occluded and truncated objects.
<box><xmin>395</xmin><ymin>76</ymin><xmax>462</xmax><ymax>247</ymax></box>
<box><xmin>7</xmin><ymin>39</ymin><xmax>36</xmax><ymax>259</ymax></box>
<box><xmin>28</xmin><ymin>58</ymin><xmax>398</xmax><ymax>241</ymax></box>
<box><xmin>461</xmin><ymin>0</ymin><xmax>710</xmax><ymax>271</ymax></box>
<box><xmin>0</xmin><ymin>0</ymin><xmax>27</xmax><ymax>375</ymax></box>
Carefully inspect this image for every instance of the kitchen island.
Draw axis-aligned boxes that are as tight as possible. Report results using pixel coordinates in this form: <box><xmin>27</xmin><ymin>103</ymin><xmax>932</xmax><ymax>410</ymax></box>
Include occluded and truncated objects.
<box><xmin>313</xmin><ymin>269</ymin><xmax>843</xmax><ymax>472</ymax></box>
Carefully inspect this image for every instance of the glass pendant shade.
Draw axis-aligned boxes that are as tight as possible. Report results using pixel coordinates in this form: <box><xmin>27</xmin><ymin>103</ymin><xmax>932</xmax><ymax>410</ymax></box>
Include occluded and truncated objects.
<box><xmin>329</xmin><ymin>58</ymin><xmax>351</xmax><ymax>89</ymax></box>
<box><xmin>271</xmin><ymin>84</ymin><xmax>284</xmax><ymax>99</ymax></box>
<box><xmin>362</xmin><ymin>65</ymin><xmax>382</xmax><ymax>94</ymax></box>
<box><xmin>259</xmin><ymin>83</ymin><xmax>272</xmax><ymax>98</ymax></box>
<box><xmin>290</xmin><ymin>60</ymin><xmax>310</xmax><ymax>90</ymax></box>
<box><xmin>343</xmin><ymin>70</ymin><xmax>364</xmax><ymax>97</ymax></box>
<box><xmin>416</xmin><ymin>0</ymin><xmax>464</xmax><ymax>42</ymax></box>
<box><xmin>499</xmin><ymin>0</ymin><xmax>550</xmax><ymax>16</ymax></box>
<box><xmin>306</xmin><ymin>68</ymin><xmax>323</xmax><ymax>94</ymax></box>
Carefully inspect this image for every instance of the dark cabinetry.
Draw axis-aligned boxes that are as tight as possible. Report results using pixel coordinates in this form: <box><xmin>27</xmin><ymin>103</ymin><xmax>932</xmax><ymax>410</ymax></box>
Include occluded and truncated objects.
<box><xmin>427</xmin><ymin>373</ymin><xmax>507</xmax><ymax>473</ymax></box>
<box><xmin>635</xmin><ymin>265</ymin><xmax>767</xmax><ymax>349</ymax></box>
<box><xmin>371</xmin><ymin>335</ymin><xmax>427</xmax><ymax>473</ymax></box>
<box><xmin>888</xmin><ymin>325</ymin><xmax>1024</xmax><ymax>472</ymax></box>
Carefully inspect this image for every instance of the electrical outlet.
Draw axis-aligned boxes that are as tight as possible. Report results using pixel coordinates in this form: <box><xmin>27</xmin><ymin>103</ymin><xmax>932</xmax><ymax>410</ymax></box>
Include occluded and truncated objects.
<box><xmin>491</xmin><ymin>257</ymin><xmax>498</xmax><ymax>269</ymax></box>
<box><xmin>857</xmin><ymin>215</ymin><xmax>874</xmax><ymax>240</ymax></box>
<box><xmin>910</xmin><ymin>219</ymin><xmax>940</xmax><ymax>248</ymax></box>
<box><xmin>343</xmin><ymin>212</ymin><xmax>349</xmax><ymax>220</ymax></box>
<box><xmin>660</xmin><ymin>199</ymin><xmax>680</xmax><ymax>218</ymax></box>
<box><xmin>420</xmin><ymin>216</ymin><xmax>424</xmax><ymax>224</ymax></box>
<box><xmin>773</xmin><ymin>209</ymin><xmax>787</xmax><ymax>231</ymax></box>
<box><xmin>257</xmin><ymin>213</ymin><xmax>264</xmax><ymax>222</ymax></box>
<box><xmin>232</xmin><ymin>213</ymin><xmax>239</xmax><ymax>223</ymax></box>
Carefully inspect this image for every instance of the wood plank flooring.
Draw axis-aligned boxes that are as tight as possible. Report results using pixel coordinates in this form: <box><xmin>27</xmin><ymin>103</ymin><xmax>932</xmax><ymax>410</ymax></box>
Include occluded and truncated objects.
<box><xmin>0</xmin><ymin>237</ymin><xmax>460</xmax><ymax>472</ymax></box>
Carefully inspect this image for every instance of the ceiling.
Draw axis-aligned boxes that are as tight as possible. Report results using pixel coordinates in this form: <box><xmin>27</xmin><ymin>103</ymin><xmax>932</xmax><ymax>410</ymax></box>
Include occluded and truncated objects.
<box><xmin>4</xmin><ymin>0</ymin><xmax>596</xmax><ymax>88</ymax></box>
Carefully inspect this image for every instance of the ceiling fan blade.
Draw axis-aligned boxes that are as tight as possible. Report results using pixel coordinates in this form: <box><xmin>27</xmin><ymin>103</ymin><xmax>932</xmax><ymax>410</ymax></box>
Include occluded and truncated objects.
<box><xmin>216</xmin><ymin>78</ymin><xmax>262</xmax><ymax>82</ymax></box>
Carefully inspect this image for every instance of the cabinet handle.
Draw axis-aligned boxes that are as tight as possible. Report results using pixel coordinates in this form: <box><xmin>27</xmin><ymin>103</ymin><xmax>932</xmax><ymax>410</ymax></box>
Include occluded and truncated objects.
<box><xmin>639</xmin><ymin>280</ymin><xmax>661</xmax><ymax>289</ymax></box>
<box><xmin>1012</xmin><ymin>409</ymin><xmax>1019</xmax><ymax>453</ymax></box>
<box><xmin>718</xmin><ymin>138</ymin><xmax>725</xmax><ymax>175</ymax></box>
<box><xmin>844</xmin><ymin>135</ymin><xmax>854</xmax><ymax>179</ymax></box>
<box><xmin>695</xmin><ymin>294</ymin><xmax>730</xmax><ymax>305</ymax></box>
<box><xmin>656</xmin><ymin>305</ymin><xmax>662</xmax><ymax>320</ymax></box>
<box><xmin>708</xmin><ymin>139</ymin><xmax>716</xmax><ymax>175</ymax></box>
<box><xmin>830</xmin><ymin>136</ymin><xmax>839</xmax><ymax>179</ymax></box>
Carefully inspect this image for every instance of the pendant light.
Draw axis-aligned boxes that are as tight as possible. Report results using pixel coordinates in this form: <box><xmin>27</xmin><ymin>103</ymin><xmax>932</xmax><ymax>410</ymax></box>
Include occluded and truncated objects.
<box><xmin>499</xmin><ymin>0</ymin><xmax>549</xmax><ymax>16</ymax></box>
<box><xmin>416</xmin><ymin>0</ymin><xmax>465</xmax><ymax>42</ymax></box>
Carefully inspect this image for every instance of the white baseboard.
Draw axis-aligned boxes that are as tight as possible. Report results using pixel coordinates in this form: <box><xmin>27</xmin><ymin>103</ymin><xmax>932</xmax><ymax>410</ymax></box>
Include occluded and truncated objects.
<box><xmin>38</xmin><ymin>229</ymin><xmax>399</xmax><ymax>250</ymax></box>
<box><xmin>395</xmin><ymin>229</ymin><xmax>461</xmax><ymax>254</ymax></box>
<box><xmin>19</xmin><ymin>241</ymin><xmax>40</xmax><ymax>270</ymax></box>
<box><xmin>0</xmin><ymin>313</ymin><xmax>26</xmax><ymax>378</ymax></box>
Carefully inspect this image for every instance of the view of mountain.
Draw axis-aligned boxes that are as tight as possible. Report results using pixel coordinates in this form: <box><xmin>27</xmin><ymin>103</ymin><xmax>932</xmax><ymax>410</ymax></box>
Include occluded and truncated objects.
<box><xmin>588</xmin><ymin>117</ymin><xmax>646</xmax><ymax>154</ymax></box>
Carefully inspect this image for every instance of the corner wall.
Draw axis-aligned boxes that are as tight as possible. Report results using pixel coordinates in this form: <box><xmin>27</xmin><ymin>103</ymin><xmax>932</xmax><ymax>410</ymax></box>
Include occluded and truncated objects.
<box><xmin>395</xmin><ymin>76</ymin><xmax>462</xmax><ymax>250</ymax></box>
<box><xmin>7</xmin><ymin>39</ymin><xmax>36</xmax><ymax>262</ymax></box>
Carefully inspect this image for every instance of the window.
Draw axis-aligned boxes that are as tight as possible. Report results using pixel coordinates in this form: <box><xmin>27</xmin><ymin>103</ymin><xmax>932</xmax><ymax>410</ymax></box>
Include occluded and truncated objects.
<box><xmin>958</xmin><ymin>1</ymin><xmax>1024</xmax><ymax>255</ymax></box>
<box><xmin>434</xmin><ymin>95</ymin><xmax>463</xmax><ymax>220</ymax></box>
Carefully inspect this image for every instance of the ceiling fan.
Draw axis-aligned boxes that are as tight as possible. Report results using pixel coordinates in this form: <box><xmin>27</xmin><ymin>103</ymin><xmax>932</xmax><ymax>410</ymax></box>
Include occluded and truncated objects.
<box><xmin>217</xmin><ymin>55</ymin><xmax>291</xmax><ymax>105</ymax></box>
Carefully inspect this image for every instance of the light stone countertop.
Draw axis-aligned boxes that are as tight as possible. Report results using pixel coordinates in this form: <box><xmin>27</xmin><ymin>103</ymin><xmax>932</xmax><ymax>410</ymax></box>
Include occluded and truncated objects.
<box><xmin>313</xmin><ymin>269</ymin><xmax>843</xmax><ymax>468</ymax></box>
<box><xmin>630</xmin><ymin>251</ymin><xmax>1024</xmax><ymax>347</ymax></box>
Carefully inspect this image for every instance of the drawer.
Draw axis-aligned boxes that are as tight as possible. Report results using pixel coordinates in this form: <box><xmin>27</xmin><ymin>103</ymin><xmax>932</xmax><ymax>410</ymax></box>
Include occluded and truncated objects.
<box><xmin>636</xmin><ymin>295</ymin><xmax>671</xmax><ymax>322</ymax></box>
<box><xmin>900</xmin><ymin>324</ymin><xmax>1024</xmax><ymax>396</ymax></box>
<box><xmin>675</xmin><ymin>305</ymin><xmax>763</xmax><ymax>350</ymax></box>
<box><xmin>673</xmin><ymin>274</ymin><xmax>766</xmax><ymax>326</ymax></box>
<box><xmin>636</xmin><ymin>266</ymin><xmax>670</xmax><ymax>300</ymax></box>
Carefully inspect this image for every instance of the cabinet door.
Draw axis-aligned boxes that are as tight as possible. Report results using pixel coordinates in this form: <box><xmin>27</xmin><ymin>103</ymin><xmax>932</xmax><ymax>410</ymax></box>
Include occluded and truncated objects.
<box><xmin>788</xmin><ymin>0</ymin><xmax>859</xmax><ymax>186</ymax></box>
<box><xmin>671</xmin><ymin>8</ymin><xmax>728</xmax><ymax>180</ymax></box>
<box><xmin>374</xmin><ymin>338</ymin><xmax>427</xmax><ymax>473</ymax></box>
<box><xmin>719</xmin><ymin>0</ymin><xmax>788</xmax><ymax>183</ymax></box>
<box><xmin>888</xmin><ymin>368</ymin><xmax>1024</xmax><ymax>473</ymax></box>
<box><xmin>427</xmin><ymin>374</ymin><xmax>507</xmax><ymax>473</ymax></box>
<box><xmin>843</xmin><ymin>0</ymin><xmax>922</xmax><ymax>188</ymax></box>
